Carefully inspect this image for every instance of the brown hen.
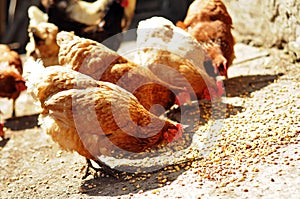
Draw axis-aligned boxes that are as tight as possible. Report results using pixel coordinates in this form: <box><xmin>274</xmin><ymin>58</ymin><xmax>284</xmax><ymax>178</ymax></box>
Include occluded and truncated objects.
<box><xmin>0</xmin><ymin>44</ymin><xmax>26</xmax><ymax>117</ymax></box>
<box><xmin>26</xmin><ymin>64</ymin><xmax>183</xmax><ymax>177</ymax></box>
<box><xmin>176</xmin><ymin>0</ymin><xmax>235</xmax><ymax>78</ymax></box>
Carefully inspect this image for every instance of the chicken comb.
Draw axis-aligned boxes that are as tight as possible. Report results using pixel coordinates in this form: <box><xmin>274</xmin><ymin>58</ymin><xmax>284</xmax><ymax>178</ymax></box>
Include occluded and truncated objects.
<box><xmin>120</xmin><ymin>0</ymin><xmax>129</xmax><ymax>7</ymax></box>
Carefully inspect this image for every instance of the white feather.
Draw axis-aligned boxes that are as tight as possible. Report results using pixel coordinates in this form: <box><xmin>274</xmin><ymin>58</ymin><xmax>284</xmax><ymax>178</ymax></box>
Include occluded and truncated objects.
<box><xmin>135</xmin><ymin>16</ymin><xmax>206</xmax><ymax>70</ymax></box>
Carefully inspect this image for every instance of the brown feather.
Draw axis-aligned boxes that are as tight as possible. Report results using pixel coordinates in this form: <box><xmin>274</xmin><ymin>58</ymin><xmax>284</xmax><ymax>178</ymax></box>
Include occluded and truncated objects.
<box><xmin>57</xmin><ymin>31</ymin><xmax>183</xmax><ymax>115</ymax></box>
<box><xmin>177</xmin><ymin>0</ymin><xmax>235</xmax><ymax>78</ymax></box>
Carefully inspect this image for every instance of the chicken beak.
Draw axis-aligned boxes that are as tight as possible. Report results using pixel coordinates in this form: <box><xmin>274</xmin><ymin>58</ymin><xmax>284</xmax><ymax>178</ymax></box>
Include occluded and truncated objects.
<box><xmin>218</xmin><ymin>61</ymin><xmax>228</xmax><ymax>78</ymax></box>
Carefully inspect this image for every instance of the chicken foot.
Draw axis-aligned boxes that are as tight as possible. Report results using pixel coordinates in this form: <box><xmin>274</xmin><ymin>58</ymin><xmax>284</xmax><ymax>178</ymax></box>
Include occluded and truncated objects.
<box><xmin>83</xmin><ymin>159</ymin><xmax>123</xmax><ymax>179</ymax></box>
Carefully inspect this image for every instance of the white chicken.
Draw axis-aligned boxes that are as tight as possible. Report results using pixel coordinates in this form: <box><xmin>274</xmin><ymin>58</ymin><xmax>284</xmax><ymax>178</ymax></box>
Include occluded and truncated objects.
<box><xmin>134</xmin><ymin>17</ymin><xmax>224</xmax><ymax>101</ymax></box>
<box><xmin>26</xmin><ymin>6</ymin><xmax>60</xmax><ymax>66</ymax></box>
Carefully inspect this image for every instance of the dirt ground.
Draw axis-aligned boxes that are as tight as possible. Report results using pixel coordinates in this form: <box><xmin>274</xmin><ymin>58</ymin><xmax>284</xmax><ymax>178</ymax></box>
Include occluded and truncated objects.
<box><xmin>0</xmin><ymin>43</ymin><xmax>299</xmax><ymax>199</ymax></box>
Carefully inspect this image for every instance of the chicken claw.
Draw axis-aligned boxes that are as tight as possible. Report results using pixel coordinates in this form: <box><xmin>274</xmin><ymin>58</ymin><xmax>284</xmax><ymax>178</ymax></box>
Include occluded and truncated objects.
<box><xmin>83</xmin><ymin>159</ymin><xmax>122</xmax><ymax>179</ymax></box>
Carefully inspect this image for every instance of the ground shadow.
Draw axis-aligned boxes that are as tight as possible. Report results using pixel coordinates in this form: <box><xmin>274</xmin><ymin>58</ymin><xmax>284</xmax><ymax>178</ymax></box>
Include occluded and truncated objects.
<box><xmin>166</xmin><ymin>100</ymin><xmax>243</xmax><ymax>124</ymax></box>
<box><xmin>166</xmin><ymin>74</ymin><xmax>282</xmax><ymax>127</ymax></box>
<box><xmin>79</xmin><ymin>161</ymin><xmax>188</xmax><ymax>196</ymax></box>
<box><xmin>224</xmin><ymin>74</ymin><xmax>283</xmax><ymax>97</ymax></box>
<box><xmin>4</xmin><ymin>114</ymin><xmax>39</xmax><ymax>130</ymax></box>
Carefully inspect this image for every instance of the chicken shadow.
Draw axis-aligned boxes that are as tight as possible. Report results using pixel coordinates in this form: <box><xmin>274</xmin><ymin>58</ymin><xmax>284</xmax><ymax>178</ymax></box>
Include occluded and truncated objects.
<box><xmin>79</xmin><ymin>162</ymin><xmax>187</xmax><ymax>196</ymax></box>
<box><xmin>167</xmin><ymin>74</ymin><xmax>283</xmax><ymax>124</ymax></box>
<box><xmin>167</xmin><ymin>101</ymin><xmax>242</xmax><ymax>123</ymax></box>
<box><xmin>4</xmin><ymin>113</ymin><xmax>40</xmax><ymax>130</ymax></box>
<box><xmin>223</xmin><ymin>74</ymin><xmax>283</xmax><ymax>97</ymax></box>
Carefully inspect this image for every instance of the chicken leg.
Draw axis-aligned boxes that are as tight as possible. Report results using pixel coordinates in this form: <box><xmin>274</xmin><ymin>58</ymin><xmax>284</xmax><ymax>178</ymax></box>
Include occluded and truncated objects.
<box><xmin>12</xmin><ymin>98</ymin><xmax>16</xmax><ymax>118</ymax></box>
<box><xmin>83</xmin><ymin>158</ymin><xmax>123</xmax><ymax>179</ymax></box>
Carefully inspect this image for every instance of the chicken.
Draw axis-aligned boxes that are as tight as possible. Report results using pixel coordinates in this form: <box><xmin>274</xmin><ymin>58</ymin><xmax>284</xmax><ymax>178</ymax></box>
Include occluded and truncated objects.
<box><xmin>0</xmin><ymin>44</ymin><xmax>27</xmax><ymax>117</ymax></box>
<box><xmin>40</xmin><ymin>0</ymin><xmax>136</xmax><ymax>51</ymax></box>
<box><xmin>134</xmin><ymin>17</ymin><xmax>223</xmax><ymax>101</ymax></box>
<box><xmin>25</xmin><ymin>63</ymin><xmax>183</xmax><ymax>177</ymax></box>
<box><xmin>56</xmin><ymin>31</ymin><xmax>189</xmax><ymax>115</ymax></box>
<box><xmin>26</xmin><ymin>6</ymin><xmax>60</xmax><ymax>66</ymax></box>
<box><xmin>176</xmin><ymin>0</ymin><xmax>235</xmax><ymax>78</ymax></box>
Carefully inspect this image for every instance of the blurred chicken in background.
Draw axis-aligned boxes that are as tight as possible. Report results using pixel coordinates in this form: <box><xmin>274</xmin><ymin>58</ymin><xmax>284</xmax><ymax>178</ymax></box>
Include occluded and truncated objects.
<box><xmin>1</xmin><ymin>0</ymin><xmax>191</xmax><ymax>54</ymax></box>
<box><xmin>25</xmin><ymin>0</ymin><xmax>136</xmax><ymax>65</ymax></box>
<box><xmin>26</xmin><ymin>6</ymin><xmax>60</xmax><ymax>66</ymax></box>
<box><xmin>39</xmin><ymin>0</ymin><xmax>136</xmax><ymax>51</ymax></box>
<box><xmin>0</xmin><ymin>44</ymin><xmax>26</xmax><ymax>118</ymax></box>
